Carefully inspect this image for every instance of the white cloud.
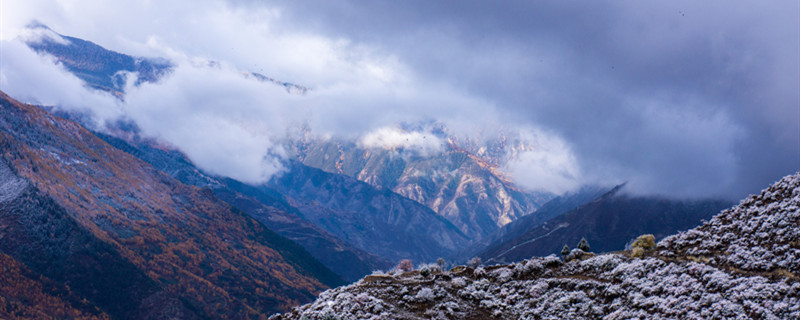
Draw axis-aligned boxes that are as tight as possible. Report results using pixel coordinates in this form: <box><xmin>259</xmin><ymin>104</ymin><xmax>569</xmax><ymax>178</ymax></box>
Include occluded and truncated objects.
<box><xmin>0</xmin><ymin>0</ymin><xmax>516</xmax><ymax>186</ymax></box>
<box><xmin>360</xmin><ymin>127</ymin><xmax>444</xmax><ymax>156</ymax></box>
<box><xmin>0</xmin><ymin>39</ymin><xmax>122</xmax><ymax>125</ymax></box>
<box><xmin>3</xmin><ymin>0</ymin><xmax>793</xmax><ymax>198</ymax></box>
<box><xmin>502</xmin><ymin>129</ymin><xmax>582</xmax><ymax>195</ymax></box>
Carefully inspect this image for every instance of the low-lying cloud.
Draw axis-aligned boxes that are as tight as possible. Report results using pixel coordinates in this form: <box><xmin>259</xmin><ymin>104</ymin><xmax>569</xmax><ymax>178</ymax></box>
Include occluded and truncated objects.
<box><xmin>1</xmin><ymin>0</ymin><xmax>797</xmax><ymax>199</ymax></box>
<box><xmin>360</xmin><ymin>127</ymin><xmax>445</xmax><ymax>157</ymax></box>
<box><xmin>502</xmin><ymin>129</ymin><xmax>582</xmax><ymax>195</ymax></box>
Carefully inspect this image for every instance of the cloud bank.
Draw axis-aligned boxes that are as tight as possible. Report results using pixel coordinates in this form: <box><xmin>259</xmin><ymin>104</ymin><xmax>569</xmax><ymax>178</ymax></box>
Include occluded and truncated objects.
<box><xmin>1</xmin><ymin>0</ymin><xmax>797</xmax><ymax>198</ymax></box>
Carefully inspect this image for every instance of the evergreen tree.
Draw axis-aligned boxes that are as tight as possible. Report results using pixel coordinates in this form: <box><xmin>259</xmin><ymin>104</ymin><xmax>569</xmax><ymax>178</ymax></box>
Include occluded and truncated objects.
<box><xmin>577</xmin><ymin>237</ymin><xmax>591</xmax><ymax>252</ymax></box>
<box><xmin>561</xmin><ymin>244</ymin><xmax>570</xmax><ymax>257</ymax></box>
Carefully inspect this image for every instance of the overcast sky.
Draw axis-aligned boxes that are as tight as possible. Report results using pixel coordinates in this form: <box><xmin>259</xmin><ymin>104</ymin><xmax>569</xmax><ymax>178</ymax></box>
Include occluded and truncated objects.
<box><xmin>1</xmin><ymin>0</ymin><xmax>798</xmax><ymax>199</ymax></box>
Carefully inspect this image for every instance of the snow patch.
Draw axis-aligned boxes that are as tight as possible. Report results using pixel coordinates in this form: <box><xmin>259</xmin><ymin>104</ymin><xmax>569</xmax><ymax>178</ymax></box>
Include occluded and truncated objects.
<box><xmin>0</xmin><ymin>161</ymin><xmax>27</xmax><ymax>203</ymax></box>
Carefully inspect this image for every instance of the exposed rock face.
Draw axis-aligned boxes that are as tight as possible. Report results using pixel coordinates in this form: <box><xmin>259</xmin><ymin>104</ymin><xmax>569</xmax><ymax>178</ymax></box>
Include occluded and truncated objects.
<box><xmin>290</xmin><ymin>138</ymin><xmax>552</xmax><ymax>241</ymax></box>
<box><xmin>271</xmin><ymin>172</ymin><xmax>800</xmax><ymax>320</ymax></box>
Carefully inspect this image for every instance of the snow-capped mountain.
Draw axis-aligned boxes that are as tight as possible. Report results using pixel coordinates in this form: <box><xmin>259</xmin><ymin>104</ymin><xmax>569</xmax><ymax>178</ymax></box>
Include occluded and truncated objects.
<box><xmin>271</xmin><ymin>172</ymin><xmax>800</xmax><ymax>319</ymax></box>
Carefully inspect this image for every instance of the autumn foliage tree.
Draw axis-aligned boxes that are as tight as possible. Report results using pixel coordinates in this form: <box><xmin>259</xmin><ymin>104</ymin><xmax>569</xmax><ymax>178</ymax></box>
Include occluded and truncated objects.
<box><xmin>396</xmin><ymin>259</ymin><xmax>414</xmax><ymax>273</ymax></box>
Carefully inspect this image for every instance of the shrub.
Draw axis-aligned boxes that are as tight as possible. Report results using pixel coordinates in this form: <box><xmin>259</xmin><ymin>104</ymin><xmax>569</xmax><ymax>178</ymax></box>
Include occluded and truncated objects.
<box><xmin>632</xmin><ymin>234</ymin><xmax>656</xmax><ymax>250</ymax></box>
<box><xmin>396</xmin><ymin>259</ymin><xmax>414</xmax><ymax>273</ymax></box>
<box><xmin>451</xmin><ymin>277</ymin><xmax>467</xmax><ymax>288</ymax></box>
<box><xmin>420</xmin><ymin>266</ymin><xmax>431</xmax><ymax>278</ymax></box>
<box><xmin>631</xmin><ymin>247</ymin><xmax>645</xmax><ymax>259</ymax></box>
<box><xmin>467</xmin><ymin>257</ymin><xmax>482</xmax><ymax>268</ymax></box>
<box><xmin>437</xmin><ymin>257</ymin><xmax>447</xmax><ymax>270</ymax></box>
<box><xmin>321</xmin><ymin>312</ymin><xmax>339</xmax><ymax>320</ymax></box>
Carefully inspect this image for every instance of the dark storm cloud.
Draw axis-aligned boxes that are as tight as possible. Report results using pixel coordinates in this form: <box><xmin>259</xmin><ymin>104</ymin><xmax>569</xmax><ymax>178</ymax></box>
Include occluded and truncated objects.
<box><xmin>248</xmin><ymin>0</ymin><xmax>799</xmax><ymax>198</ymax></box>
<box><xmin>2</xmin><ymin>0</ymin><xmax>797</xmax><ymax>198</ymax></box>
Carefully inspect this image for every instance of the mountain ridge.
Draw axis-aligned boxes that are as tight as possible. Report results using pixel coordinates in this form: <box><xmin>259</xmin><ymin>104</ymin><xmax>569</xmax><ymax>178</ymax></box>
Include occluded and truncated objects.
<box><xmin>477</xmin><ymin>184</ymin><xmax>733</xmax><ymax>264</ymax></box>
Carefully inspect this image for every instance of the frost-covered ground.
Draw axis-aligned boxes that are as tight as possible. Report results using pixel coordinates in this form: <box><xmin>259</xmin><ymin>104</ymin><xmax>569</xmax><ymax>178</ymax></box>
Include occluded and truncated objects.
<box><xmin>659</xmin><ymin>173</ymin><xmax>800</xmax><ymax>274</ymax></box>
<box><xmin>271</xmin><ymin>173</ymin><xmax>800</xmax><ymax>320</ymax></box>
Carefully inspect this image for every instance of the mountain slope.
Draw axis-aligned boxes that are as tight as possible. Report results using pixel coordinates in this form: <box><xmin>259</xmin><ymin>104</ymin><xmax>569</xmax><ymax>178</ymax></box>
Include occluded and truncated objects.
<box><xmin>659</xmin><ymin>172</ymin><xmax>800</xmax><ymax>275</ymax></box>
<box><xmin>0</xmin><ymin>175</ymin><xmax>169</xmax><ymax>319</ymax></box>
<box><xmin>0</xmin><ymin>251</ymin><xmax>109</xmax><ymax>320</ymax></box>
<box><xmin>22</xmin><ymin>25</ymin><xmax>550</xmax><ymax>263</ymax></box>
<box><xmin>24</xmin><ymin>23</ymin><xmax>172</xmax><ymax>96</ymax></box>
<box><xmin>478</xmin><ymin>186</ymin><xmax>732</xmax><ymax>264</ymax></box>
<box><xmin>23</xmin><ymin>25</ymin><xmax>390</xmax><ymax>280</ymax></box>
<box><xmin>459</xmin><ymin>185</ymin><xmax>610</xmax><ymax>260</ymax></box>
<box><xmin>94</xmin><ymin>130</ymin><xmax>391</xmax><ymax>283</ymax></box>
<box><xmin>290</xmin><ymin>137</ymin><xmax>552</xmax><ymax>241</ymax></box>
<box><xmin>271</xmin><ymin>172</ymin><xmax>800</xmax><ymax>320</ymax></box>
<box><xmin>269</xmin><ymin>161</ymin><xmax>470</xmax><ymax>263</ymax></box>
<box><xmin>0</xmin><ymin>90</ymin><xmax>341</xmax><ymax>317</ymax></box>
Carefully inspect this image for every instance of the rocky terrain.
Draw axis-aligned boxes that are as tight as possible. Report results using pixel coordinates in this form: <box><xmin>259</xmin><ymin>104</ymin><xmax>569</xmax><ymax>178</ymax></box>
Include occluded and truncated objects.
<box><xmin>289</xmin><ymin>135</ymin><xmax>552</xmax><ymax>242</ymax></box>
<box><xmin>272</xmin><ymin>173</ymin><xmax>800</xmax><ymax>319</ymax></box>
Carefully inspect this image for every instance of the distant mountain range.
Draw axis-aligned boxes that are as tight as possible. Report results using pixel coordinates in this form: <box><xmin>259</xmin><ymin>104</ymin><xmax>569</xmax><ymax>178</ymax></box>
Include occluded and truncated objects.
<box><xmin>20</xmin><ymin>23</ymin><xmax>556</xmax><ymax>261</ymax></box>
<box><xmin>25</xmin><ymin>23</ymin><xmax>557</xmax><ymax>244</ymax></box>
